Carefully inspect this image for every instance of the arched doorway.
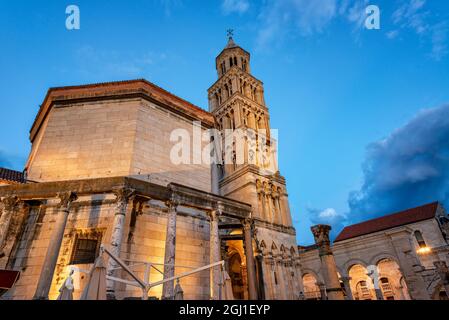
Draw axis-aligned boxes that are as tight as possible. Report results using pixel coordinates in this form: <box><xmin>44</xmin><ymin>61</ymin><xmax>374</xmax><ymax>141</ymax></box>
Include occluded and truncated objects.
<box><xmin>302</xmin><ymin>273</ymin><xmax>321</xmax><ymax>300</ymax></box>
<box><xmin>377</xmin><ymin>258</ymin><xmax>408</xmax><ymax>300</ymax></box>
<box><xmin>348</xmin><ymin>264</ymin><xmax>375</xmax><ymax>300</ymax></box>
<box><xmin>228</xmin><ymin>252</ymin><xmax>245</xmax><ymax>299</ymax></box>
<box><xmin>432</xmin><ymin>284</ymin><xmax>449</xmax><ymax>300</ymax></box>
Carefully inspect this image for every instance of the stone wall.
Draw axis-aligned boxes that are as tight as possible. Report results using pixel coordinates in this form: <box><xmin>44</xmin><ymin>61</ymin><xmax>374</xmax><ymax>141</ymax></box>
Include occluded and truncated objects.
<box><xmin>6</xmin><ymin>196</ymin><xmax>212</xmax><ymax>300</ymax></box>
<box><xmin>298</xmin><ymin>218</ymin><xmax>449</xmax><ymax>300</ymax></box>
<box><xmin>26</xmin><ymin>98</ymin><xmax>212</xmax><ymax>193</ymax></box>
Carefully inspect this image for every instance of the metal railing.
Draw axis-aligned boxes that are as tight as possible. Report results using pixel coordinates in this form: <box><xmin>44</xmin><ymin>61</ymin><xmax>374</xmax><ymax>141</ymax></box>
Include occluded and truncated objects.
<box><xmin>102</xmin><ymin>245</ymin><xmax>225</xmax><ymax>300</ymax></box>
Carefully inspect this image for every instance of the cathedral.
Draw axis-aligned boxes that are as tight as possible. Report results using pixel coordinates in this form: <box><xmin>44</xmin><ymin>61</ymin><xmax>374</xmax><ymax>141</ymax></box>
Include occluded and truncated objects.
<box><xmin>0</xmin><ymin>37</ymin><xmax>448</xmax><ymax>300</ymax></box>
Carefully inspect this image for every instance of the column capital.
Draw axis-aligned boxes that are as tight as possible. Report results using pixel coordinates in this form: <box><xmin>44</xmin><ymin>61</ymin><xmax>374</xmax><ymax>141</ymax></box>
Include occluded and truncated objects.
<box><xmin>208</xmin><ymin>209</ymin><xmax>222</xmax><ymax>221</ymax></box>
<box><xmin>57</xmin><ymin>192</ymin><xmax>78</xmax><ymax>210</ymax></box>
<box><xmin>311</xmin><ymin>224</ymin><xmax>332</xmax><ymax>255</ymax></box>
<box><xmin>112</xmin><ymin>187</ymin><xmax>135</xmax><ymax>203</ymax></box>
<box><xmin>1</xmin><ymin>195</ymin><xmax>19</xmax><ymax>211</ymax></box>
<box><xmin>165</xmin><ymin>199</ymin><xmax>180</xmax><ymax>210</ymax></box>
<box><xmin>242</xmin><ymin>218</ymin><xmax>254</xmax><ymax>231</ymax></box>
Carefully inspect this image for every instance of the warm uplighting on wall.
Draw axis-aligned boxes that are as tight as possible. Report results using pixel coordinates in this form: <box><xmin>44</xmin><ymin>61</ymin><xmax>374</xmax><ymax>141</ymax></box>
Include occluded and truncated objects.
<box><xmin>417</xmin><ymin>247</ymin><xmax>432</xmax><ymax>255</ymax></box>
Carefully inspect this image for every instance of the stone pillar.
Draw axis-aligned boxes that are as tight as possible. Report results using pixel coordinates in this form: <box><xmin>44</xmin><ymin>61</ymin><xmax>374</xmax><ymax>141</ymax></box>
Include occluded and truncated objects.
<box><xmin>34</xmin><ymin>192</ymin><xmax>77</xmax><ymax>300</ymax></box>
<box><xmin>0</xmin><ymin>196</ymin><xmax>19</xmax><ymax>252</ymax></box>
<box><xmin>209</xmin><ymin>209</ymin><xmax>221</xmax><ymax>300</ymax></box>
<box><xmin>255</xmin><ymin>251</ymin><xmax>266</xmax><ymax>300</ymax></box>
<box><xmin>211</xmin><ymin>164</ymin><xmax>220</xmax><ymax>195</ymax></box>
<box><xmin>318</xmin><ymin>282</ymin><xmax>327</xmax><ymax>300</ymax></box>
<box><xmin>268</xmin><ymin>256</ymin><xmax>280</xmax><ymax>299</ymax></box>
<box><xmin>274</xmin><ymin>256</ymin><xmax>287</xmax><ymax>300</ymax></box>
<box><xmin>265</xmin><ymin>192</ymin><xmax>273</xmax><ymax>224</ymax></box>
<box><xmin>340</xmin><ymin>276</ymin><xmax>354</xmax><ymax>300</ymax></box>
<box><xmin>281</xmin><ymin>193</ymin><xmax>292</xmax><ymax>226</ymax></box>
<box><xmin>311</xmin><ymin>225</ymin><xmax>345</xmax><ymax>300</ymax></box>
<box><xmin>106</xmin><ymin>187</ymin><xmax>134</xmax><ymax>299</ymax></box>
<box><xmin>389</xmin><ymin>231</ymin><xmax>430</xmax><ymax>300</ymax></box>
<box><xmin>162</xmin><ymin>200</ymin><xmax>179</xmax><ymax>299</ymax></box>
<box><xmin>261</xmin><ymin>254</ymin><xmax>274</xmax><ymax>299</ymax></box>
<box><xmin>294</xmin><ymin>259</ymin><xmax>306</xmax><ymax>300</ymax></box>
<box><xmin>434</xmin><ymin>261</ymin><xmax>449</xmax><ymax>298</ymax></box>
<box><xmin>243</xmin><ymin>219</ymin><xmax>258</xmax><ymax>300</ymax></box>
<box><xmin>260</xmin><ymin>192</ymin><xmax>267</xmax><ymax>221</ymax></box>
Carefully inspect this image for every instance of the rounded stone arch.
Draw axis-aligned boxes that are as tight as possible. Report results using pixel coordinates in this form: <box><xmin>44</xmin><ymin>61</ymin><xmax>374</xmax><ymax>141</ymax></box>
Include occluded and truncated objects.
<box><xmin>369</xmin><ymin>252</ymin><xmax>400</xmax><ymax>267</ymax></box>
<box><xmin>301</xmin><ymin>268</ymin><xmax>324</xmax><ymax>284</ymax></box>
<box><xmin>428</xmin><ymin>276</ymin><xmax>448</xmax><ymax>300</ymax></box>
<box><xmin>343</xmin><ymin>258</ymin><xmax>370</xmax><ymax>275</ymax></box>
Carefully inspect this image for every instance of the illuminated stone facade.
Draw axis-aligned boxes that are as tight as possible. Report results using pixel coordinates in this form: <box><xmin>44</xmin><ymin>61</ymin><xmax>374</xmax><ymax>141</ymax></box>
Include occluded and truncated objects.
<box><xmin>299</xmin><ymin>203</ymin><xmax>449</xmax><ymax>300</ymax></box>
<box><xmin>1</xmin><ymin>38</ymin><xmax>449</xmax><ymax>301</ymax></box>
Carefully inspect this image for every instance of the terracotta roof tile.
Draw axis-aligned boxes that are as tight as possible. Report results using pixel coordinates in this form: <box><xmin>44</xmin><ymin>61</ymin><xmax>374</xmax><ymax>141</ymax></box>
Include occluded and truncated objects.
<box><xmin>334</xmin><ymin>202</ymin><xmax>439</xmax><ymax>242</ymax></box>
<box><xmin>0</xmin><ymin>168</ymin><xmax>26</xmax><ymax>184</ymax></box>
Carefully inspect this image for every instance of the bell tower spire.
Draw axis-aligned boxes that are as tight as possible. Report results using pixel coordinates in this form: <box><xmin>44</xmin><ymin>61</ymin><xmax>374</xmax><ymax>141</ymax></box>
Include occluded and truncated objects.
<box><xmin>207</xmin><ymin>35</ymin><xmax>293</xmax><ymax>229</ymax></box>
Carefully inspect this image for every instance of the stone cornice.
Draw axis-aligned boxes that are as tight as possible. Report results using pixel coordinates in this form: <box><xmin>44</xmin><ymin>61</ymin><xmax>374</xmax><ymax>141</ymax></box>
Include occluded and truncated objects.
<box><xmin>30</xmin><ymin>79</ymin><xmax>215</xmax><ymax>142</ymax></box>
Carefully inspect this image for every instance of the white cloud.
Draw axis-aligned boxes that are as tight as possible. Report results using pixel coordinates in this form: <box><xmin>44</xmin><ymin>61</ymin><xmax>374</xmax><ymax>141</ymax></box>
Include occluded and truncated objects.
<box><xmin>256</xmin><ymin>0</ymin><xmax>338</xmax><ymax>48</ymax></box>
<box><xmin>221</xmin><ymin>0</ymin><xmax>250</xmax><ymax>15</ymax></box>
<box><xmin>391</xmin><ymin>0</ymin><xmax>448</xmax><ymax>60</ymax></box>
<box><xmin>307</xmin><ymin>206</ymin><xmax>348</xmax><ymax>238</ymax></box>
<box><xmin>157</xmin><ymin>0</ymin><xmax>183</xmax><ymax>16</ymax></box>
<box><xmin>74</xmin><ymin>46</ymin><xmax>165</xmax><ymax>78</ymax></box>
<box><xmin>386</xmin><ymin>30</ymin><xmax>400</xmax><ymax>39</ymax></box>
<box><xmin>430</xmin><ymin>22</ymin><xmax>448</xmax><ymax>61</ymax></box>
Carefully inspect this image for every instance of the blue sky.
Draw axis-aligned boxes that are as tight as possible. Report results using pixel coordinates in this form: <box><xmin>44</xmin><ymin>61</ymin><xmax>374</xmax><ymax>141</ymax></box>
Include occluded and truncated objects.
<box><xmin>1</xmin><ymin>0</ymin><xmax>449</xmax><ymax>244</ymax></box>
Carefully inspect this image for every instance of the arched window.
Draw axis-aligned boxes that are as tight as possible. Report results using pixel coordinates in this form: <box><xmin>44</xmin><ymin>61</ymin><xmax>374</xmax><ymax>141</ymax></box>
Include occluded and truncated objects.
<box><xmin>379</xmin><ymin>277</ymin><xmax>395</xmax><ymax>300</ymax></box>
<box><xmin>356</xmin><ymin>281</ymin><xmax>372</xmax><ymax>300</ymax></box>
<box><xmin>414</xmin><ymin>231</ymin><xmax>427</xmax><ymax>248</ymax></box>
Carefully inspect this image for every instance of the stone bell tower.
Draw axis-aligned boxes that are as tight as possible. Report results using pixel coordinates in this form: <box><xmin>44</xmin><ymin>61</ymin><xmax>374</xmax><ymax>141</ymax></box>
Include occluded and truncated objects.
<box><xmin>207</xmin><ymin>34</ymin><xmax>294</xmax><ymax>229</ymax></box>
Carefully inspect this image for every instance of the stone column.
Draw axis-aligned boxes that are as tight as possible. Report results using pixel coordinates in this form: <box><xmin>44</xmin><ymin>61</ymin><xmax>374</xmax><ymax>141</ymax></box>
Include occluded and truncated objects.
<box><xmin>274</xmin><ymin>256</ymin><xmax>287</xmax><ymax>300</ymax></box>
<box><xmin>434</xmin><ymin>261</ymin><xmax>449</xmax><ymax>298</ymax></box>
<box><xmin>267</xmin><ymin>256</ymin><xmax>279</xmax><ymax>299</ymax></box>
<box><xmin>243</xmin><ymin>219</ymin><xmax>258</xmax><ymax>300</ymax></box>
<box><xmin>389</xmin><ymin>231</ymin><xmax>430</xmax><ymax>300</ymax></box>
<box><xmin>106</xmin><ymin>187</ymin><xmax>134</xmax><ymax>299</ymax></box>
<box><xmin>265</xmin><ymin>192</ymin><xmax>273</xmax><ymax>224</ymax></box>
<box><xmin>311</xmin><ymin>225</ymin><xmax>345</xmax><ymax>300</ymax></box>
<box><xmin>260</xmin><ymin>192</ymin><xmax>267</xmax><ymax>221</ymax></box>
<box><xmin>318</xmin><ymin>282</ymin><xmax>327</xmax><ymax>300</ymax></box>
<box><xmin>211</xmin><ymin>164</ymin><xmax>220</xmax><ymax>195</ymax></box>
<box><xmin>209</xmin><ymin>209</ymin><xmax>221</xmax><ymax>300</ymax></box>
<box><xmin>0</xmin><ymin>196</ymin><xmax>19</xmax><ymax>252</ymax></box>
<box><xmin>255</xmin><ymin>251</ymin><xmax>266</xmax><ymax>300</ymax></box>
<box><xmin>340</xmin><ymin>276</ymin><xmax>354</xmax><ymax>300</ymax></box>
<box><xmin>34</xmin><ymin>192</ymin><xmax>77</xmax><ymax>300</ymax></box>
<box><xmin>162</xmin><ymin>200</ymin><xmax>179</xmax><ymax>300</ymax></box>
<box><xmin>294</xmin><ymin>259</ymin><xmax>306</xmax><ymax>300</ymax></box>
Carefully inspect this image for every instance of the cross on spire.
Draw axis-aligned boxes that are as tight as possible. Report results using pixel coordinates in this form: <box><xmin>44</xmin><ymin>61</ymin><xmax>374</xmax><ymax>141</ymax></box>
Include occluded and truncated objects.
<box><xmin>227</xmin><ymin>29</ymin><xmax>234</xmax><ymax>40</ymax></box>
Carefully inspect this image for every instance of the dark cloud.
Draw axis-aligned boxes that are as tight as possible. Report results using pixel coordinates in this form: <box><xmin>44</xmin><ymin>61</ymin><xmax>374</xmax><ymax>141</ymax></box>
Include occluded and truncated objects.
<box><xmin>306</xmin><ymin>104</ymin><xmax>449</xmax><ymax>241</ymax></box>
<box><xmin>347</xmin><ymin>104</ymin><xmax>449</xmax><ymax>223</ymax></box>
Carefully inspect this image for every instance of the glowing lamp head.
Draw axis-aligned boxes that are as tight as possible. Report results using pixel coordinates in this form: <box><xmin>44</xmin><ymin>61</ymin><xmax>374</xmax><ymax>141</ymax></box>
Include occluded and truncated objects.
<box><xmin>417</xmin><ymin>247</ymin><xmax>432</xmax><ymax>255</ymax></box>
